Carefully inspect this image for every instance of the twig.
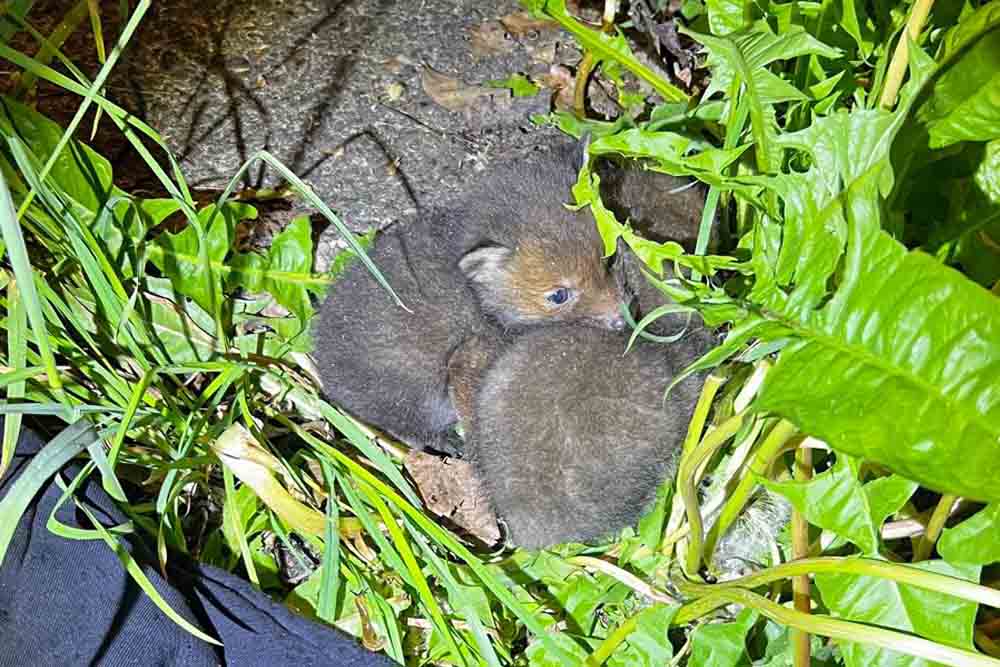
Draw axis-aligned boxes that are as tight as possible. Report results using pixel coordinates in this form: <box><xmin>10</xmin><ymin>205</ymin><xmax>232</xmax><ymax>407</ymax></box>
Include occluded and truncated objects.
<box><xmin>792</xmin><ymin>445</ymin><xmax>813</xmax><ymax>667</ymax></box>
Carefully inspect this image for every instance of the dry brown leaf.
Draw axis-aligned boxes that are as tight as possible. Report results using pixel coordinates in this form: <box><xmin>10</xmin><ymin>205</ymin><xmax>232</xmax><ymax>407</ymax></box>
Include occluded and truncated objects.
<box><xmin>404</xmin><ymin>451</ymin><xmax>501</xmax><ymax>545</ymax></box>
<box><xmin>420</xmin><ymin>66</ymin><xmax>493</xmax><ymax>112</ymax></box>
<box><xmin>500</xmin><ymin>10</ymin><xmax>558</xmax><ymax>36</ymax></box>
<box><xmin>539</xmin><ymin>64</ymin><xmax>576</xmax><ymax>111</ymax></box>
<box><xmin>469</xmin><ymin>21</ymin><xmax>511</xmax><ymax>58</ymax></box>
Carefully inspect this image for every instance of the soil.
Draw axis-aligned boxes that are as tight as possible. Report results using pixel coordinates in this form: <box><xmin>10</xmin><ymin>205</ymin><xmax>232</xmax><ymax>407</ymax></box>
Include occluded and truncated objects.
<box><xmin>4</xmin><ymin>0</ymin><xmax>701</xmax><ymax>266</ymax></box>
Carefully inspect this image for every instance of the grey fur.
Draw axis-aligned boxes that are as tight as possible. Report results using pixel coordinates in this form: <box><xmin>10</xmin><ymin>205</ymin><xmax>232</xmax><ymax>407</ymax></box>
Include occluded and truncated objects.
<box><xmin>313</xmin><ymin>142</ymin><xmax>626</xmax><ymax>452</ymax></box>
<box><xmin>596</xmin><ymin>162</ymin><xmax>716</xmax><ymax>337</ymax></box>
<box><xmin>465</xmin><ymin>325</ymin><xmax>714</xmax><ymax>549</ymax></box>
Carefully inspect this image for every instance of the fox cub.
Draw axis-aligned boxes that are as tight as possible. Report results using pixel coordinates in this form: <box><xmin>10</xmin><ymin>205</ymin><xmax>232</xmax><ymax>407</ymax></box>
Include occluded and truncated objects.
<box><xmin>456</xmin><ymin>325</ymin><xmax>711</xmax><ymax>548</ymax></box>
<box><xmin>313</xmin><ymin>141</ymin><xmax>626</xmax><ymax>453</ymax></box>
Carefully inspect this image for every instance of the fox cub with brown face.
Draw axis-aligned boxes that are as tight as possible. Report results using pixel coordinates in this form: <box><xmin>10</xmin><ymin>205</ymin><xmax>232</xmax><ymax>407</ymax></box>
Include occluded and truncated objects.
<box><xmin>312</xmin><ymin>141</ymin><xmax>627</xmax><ymax>454</ymax></box>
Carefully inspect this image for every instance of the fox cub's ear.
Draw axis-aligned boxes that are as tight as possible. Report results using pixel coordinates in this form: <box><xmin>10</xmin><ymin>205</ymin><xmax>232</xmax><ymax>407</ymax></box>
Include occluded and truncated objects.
<box><xmin>459</xmin><ymin>246</ymin><xmax>512</xmax><ymax>285</ymax></box>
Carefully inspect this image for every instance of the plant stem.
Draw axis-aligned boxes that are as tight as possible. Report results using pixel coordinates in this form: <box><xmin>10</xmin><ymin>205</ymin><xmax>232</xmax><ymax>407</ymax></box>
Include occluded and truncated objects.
<box><xmin>681</xmin><ymin>413</ymin><xmax>746</xmax><ymax>574</ymax></box>
<box><xmin>704</xmin><ymin>419</ymin><xmax>798</xmax><ymax>560</ymax></box>
<box><xmin>678</xmin><ymin>589</ymin><xmax>1000</xmax><ymax>667</ymax></box>
<box><xmin>585</xmin><ymin>611</ymin><xmax>639</xmax><ymax>666</ymax></box>
<box><xmin>673</xmin><ymin>556</ymin><xmax>1000</xmax><ymax>621</ymax></box>
<box><xmin>914</xmin><ymin>494</ymin><xmax>957</xmax><ymax>561</ymax></box>
<box><xmin>572</xmin><ymin>0</ymin><xmax>617</xmax><ymax>119</ymax></box>
<box><xmin>792</xmin><ymin>444</ymin><xmax>813</xmax><ymax>667</ymax></box>
<box><xmin>574</xmin><ymin>51</ymin><xmax>598</xmax><ymax>119</ymax></box>
<box><xmin>878</xmin><ymin>0</ymin><xmax>936</xmax><ymax>109</ymax></box>
<box><xmin>568</xmin><ymin>556</ymin><xmax>677</xmax><ymax>604</ymax></box>
<box><xmin>661</xmin><ymin>373</ymin><xmax>727</xmax><ymax>553</ymax></box>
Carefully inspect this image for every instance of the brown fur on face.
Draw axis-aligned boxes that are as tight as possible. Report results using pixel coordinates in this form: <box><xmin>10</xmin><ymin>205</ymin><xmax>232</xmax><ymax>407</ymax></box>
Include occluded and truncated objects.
<box><xmin>460</xmin><ymin>238</ymin><xmax>626</xmax><ymax>331</ymax></box>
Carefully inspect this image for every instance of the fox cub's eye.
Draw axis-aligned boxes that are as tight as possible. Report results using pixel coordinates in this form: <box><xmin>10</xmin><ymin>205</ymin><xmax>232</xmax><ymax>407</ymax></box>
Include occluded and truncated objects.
<box><xmin>546</xmin><ymin>288</ymin><xmax>571</xmax><ymax>305</ymax></box>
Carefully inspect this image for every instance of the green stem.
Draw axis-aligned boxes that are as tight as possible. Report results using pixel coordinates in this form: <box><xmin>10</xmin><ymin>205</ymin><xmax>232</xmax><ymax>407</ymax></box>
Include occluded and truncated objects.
<box><xmin>585</xmin><ymin>613</ymin><xmax>639</xmax><ymax>666</ymax></box>
<box><xmin>878</xmin><ymin>0</ymin><xmax>936</xmax><ymax>109</ymax></box>
<box><xmin>674</xmin><ymin>556</ymin><xmax>1000</xmax><ymax>620</ymax></box>
<box><xmin>681</xmin><ymin>413</ymin><xmax>746</xmax><ymax>574</ymax></box>
<box><xmin>704</xmin><ymin>419</ymin><xmax>797</xmax><ymax>561</ymax></box>
<box><xmin>679</xmin><ymin>589</ymin><xmax>1000</xmax><ymax>667</ymax></box>
<box><xmin>914</xmin><ymin>494</ymin><xmax>956</xmax><ymax>562</ymax></box>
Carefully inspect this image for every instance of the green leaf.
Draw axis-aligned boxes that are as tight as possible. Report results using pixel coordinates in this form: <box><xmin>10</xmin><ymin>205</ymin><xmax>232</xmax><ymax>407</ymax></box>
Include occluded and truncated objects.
<box><xmin>705</xmin><ymin>0</ymin><xmax>748</xmax><ymax>37</ymax></box>
<box><xmin>685</xmin><ymin>22</ymin><xmax>841</xmax><ymax>106</ymax></box>
<box><xmin>761</xmin><ymin>455</ymin><xmax>881</xmax><ymax>553</ymax></box>
<box><xmin>488</xmin><ymin>74</ymin><xmax>541</xmax><ymax>97</ymax></box>
<box><xmin>227</xmin><ymin>215</ymin><xmax>324</xmax><ymax>321</ymax></box>
<box><xmin>0</xmin><ymin>419</ymin><xmax>99</xmax><ymax>566</ymax></box>
<box><xmin>606</xmin><ymin>604</ymin><xmax>678</xmax><ymax>666</ymax></box>
<box><xmin>531</xmin><ymin>0</ymin><xmax>687</xmax><ymax>103</ymax></box>
<box><xmin>755</xmin><ymin>221</ymin><xmax>1000</xmax><ymax>502</ymax></box>
<box><xmin>147</xmin><ymin>202</ymin><xmax>257</xmax><ymax>313</ymax></box>
<box><xmin>526</xmin><ymin>633</ymin><xmax>594</xmax><ymax>666</ymax></box>
<box><xmin>815</xmin><ymin>559</ymin><xmax>981</xmax><ymax>667</ymax></box>
<box><xmin>688</xmin><ymin>608</ymin><xmax>757</xmax><ymax>667</ymax></box>
<box><xmin>0</xmin><ymin>95</ymin><xmax>119</xmax><ymax>217</ymax></box>
<box><xmin>918</xmin><ymin>2</ymin><xmax>1000</xmax><ymax>148</ymax></box>
<box><xmin>939</xmin><ymin>504</ymin><xmax>1000</xmax><ymax>565</ymax></box>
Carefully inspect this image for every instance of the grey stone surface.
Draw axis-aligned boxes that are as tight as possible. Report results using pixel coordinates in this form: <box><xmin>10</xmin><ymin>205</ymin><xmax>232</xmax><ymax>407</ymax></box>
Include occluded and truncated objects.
<box><xmin>114</xmin><ymin>0</ymin><xmax>580</xmax><ymax>250</ymax></box>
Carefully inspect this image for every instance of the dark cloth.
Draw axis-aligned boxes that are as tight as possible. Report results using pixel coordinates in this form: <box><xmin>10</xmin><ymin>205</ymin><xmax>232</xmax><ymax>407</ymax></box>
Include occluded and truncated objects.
<box><xmin>0</xmin><ymin>424</ymin><xmax>396</xmax><ymax>667</ymax></box>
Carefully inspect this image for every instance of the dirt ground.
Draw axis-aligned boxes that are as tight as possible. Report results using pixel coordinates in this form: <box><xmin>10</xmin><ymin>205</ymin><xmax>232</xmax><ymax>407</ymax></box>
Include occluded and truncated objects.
<box><xmin>7</xmin><ymin>0</ymin><xmax>695</xmax><ymax>265</ymax></box>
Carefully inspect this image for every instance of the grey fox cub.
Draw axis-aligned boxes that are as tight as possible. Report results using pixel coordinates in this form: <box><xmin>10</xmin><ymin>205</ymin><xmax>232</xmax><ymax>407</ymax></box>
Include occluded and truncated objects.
<box><xmin>313</xmin><ymin>141</ymin><xmax>627</xmax><ymax>453</ymax></box>
<box><xmin>597</xmin><ymin>161</ymin><xmax>713</xmax><ymax>336</ymax></box>
<box><xmin>451</xmin><ymin>326</ymin><xmax>789</xmax><ymax>573</ymax></box>
<box><xmin>457</xmin><ymin>325</ymin><xmax>711</xmax><ymax>548</ymax></box>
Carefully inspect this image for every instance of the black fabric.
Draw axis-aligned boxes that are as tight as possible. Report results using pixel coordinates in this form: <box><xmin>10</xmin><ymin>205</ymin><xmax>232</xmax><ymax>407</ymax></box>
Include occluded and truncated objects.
<box><xmin>0</xmin><ymin>424</ymin><xmax>396</xmax><ymax>667</ymax></box>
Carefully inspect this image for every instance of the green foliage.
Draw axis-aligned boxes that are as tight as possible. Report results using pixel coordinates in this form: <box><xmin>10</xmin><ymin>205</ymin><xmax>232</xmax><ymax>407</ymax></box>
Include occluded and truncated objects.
<box><xmin>689</xmin><ymin>608</ymin><xmax>758</xmax><ymax>666</ymax></box>
<box><xmin>3</xmin><ymin>0</ymin><xmax>1000</xmax><ymax>665</ymax></box>
<box><xmin>488</xmin><ymin>74</ymin><xmax>542</xmax><ymax>98</ymax></box>
<box><xmin>815</xmin><ymin>560</ymin><xmax>981</xmax><ymax>667</ymax></box>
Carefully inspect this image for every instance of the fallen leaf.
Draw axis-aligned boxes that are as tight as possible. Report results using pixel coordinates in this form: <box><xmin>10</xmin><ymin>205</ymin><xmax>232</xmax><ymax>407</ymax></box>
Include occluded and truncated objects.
<box><xmin>539</xmin><ymin>64</ymin><xmax>576</xmax><ymax>111</ymax></box>
<box><xmin>673</xmin><ymin>62</ymin><xmax>693</xmax><ymax>88</ymax></box>
<box><xmin>500</xmin><ymin>10</ymin><xmax>558</xmax><ymax>36</ymax></box>
<box><xmin>384</xmin><ymin>81</ymin><xmax>404</xmax><ymax>101</ymax></box>
<box><xmin>469</xmin><ymin>21</ymin><xmax>511</xmax><ymax>57</ymax></box>
<box><xmin>420</xmin><ymin>66</ymin><xmax>493</xmax><ymax>112</ymax></box>
<box><xmin>404</xmin><ymin>451</ymin><xmax>501</xmax><ymax>545</ymax></box>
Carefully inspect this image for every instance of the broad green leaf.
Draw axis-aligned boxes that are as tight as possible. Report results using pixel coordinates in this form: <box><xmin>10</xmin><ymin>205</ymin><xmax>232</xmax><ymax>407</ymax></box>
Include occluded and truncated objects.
<box><xmin>0</xmin><ymin>95</ymin><xmax>118</xmax><ymax>217</ymax></box>
<box><xmin>939</xmin><ymin>504</ymin><xmax>1000</xmax><ymax>565</ymax></box>
<box><xmin>815</xmin><ymin>559</ymin><xmax>981</xmax><ymax>667</ymax></box>
<box><xmin>685</xmin><ymin>22</ymin><xmax>841</xmax><ymax>106</ymax></box>
<box><xmin>526</xmin><ymin>632</ymin><xmax>593</xmax><ymax>666</ymax></box>
<box><xmin>227</xmin><ymin>215</ymin><xmax>324</xmax><ymax>321</ymax></box>
<box><xmin>606</xmin><ymin>604</ymin><xmax>678</xmax><ymax>666</ymax></box>
<box><xmin>705</xmin><ymin>0</ymin><xmax>748</xmax><ymax>36</ymax></box>
<box><xmin>147</xmin><ymin>201</ymin><xmax>256</xmax><ymax>313</ymax></box>
<box><xmin>762</xmin><ymin>455</ymin><xmax>880</xmax><ymax>553</ymax></box>
<box><xmin>589</xmin><ymin>128</ymin><xmax>748</xmax><ymax>176</ymax></box>
<box><xmin>688</xmin><ymin>607</ymin><xmax>757</xmax><ymax>667</ymax></box>
<box><xmin>918</xmin><ymin>3</ymin><xmax>1000</xmax><ymax>148</ymax></box>
<box><xmin>756</xmin><ymin>221</ymin><xmax>1000</xmax><ymax>502</ymax></box>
